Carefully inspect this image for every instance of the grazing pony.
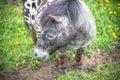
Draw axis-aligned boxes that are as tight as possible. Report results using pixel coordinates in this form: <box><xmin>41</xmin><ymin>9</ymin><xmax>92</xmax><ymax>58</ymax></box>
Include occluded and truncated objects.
<box><xmin>34</xmin><ymin>0</ymin><xmax>96</xmax><ymax>74</ymax></box>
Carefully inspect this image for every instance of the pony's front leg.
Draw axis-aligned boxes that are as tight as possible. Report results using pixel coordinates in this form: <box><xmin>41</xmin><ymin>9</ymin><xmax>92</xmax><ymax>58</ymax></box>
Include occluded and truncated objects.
<box><xmin>58</xmin><ymin>51</ymin><xmax>67</xmax><ymax>74</ymax></box>
<box><xmin>74</xmin><ymin>48</ymin><xmax>84</xmax><ymax>70</ymax></box>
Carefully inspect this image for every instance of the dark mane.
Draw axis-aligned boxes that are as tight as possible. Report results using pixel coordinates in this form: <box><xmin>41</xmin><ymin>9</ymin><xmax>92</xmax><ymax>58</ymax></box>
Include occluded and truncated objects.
<box><xmin>40</xmin><ymin>0</ymin><xmax>81</xmax><ymax>28</ymax></box>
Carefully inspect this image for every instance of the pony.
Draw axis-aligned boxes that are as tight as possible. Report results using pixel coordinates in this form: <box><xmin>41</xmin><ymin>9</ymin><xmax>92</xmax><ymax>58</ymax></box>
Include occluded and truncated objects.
<box><xmin>34</xmin><ymin>0</ymin><xmax>96</xmax><ymax>74</ymax></box>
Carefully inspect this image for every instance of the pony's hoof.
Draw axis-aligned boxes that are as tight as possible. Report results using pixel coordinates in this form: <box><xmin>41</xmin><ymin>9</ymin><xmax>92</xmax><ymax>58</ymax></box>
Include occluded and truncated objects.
<box><xmin>72</xmin><ymin>64</ymin><xmax>84</xmax><ymax>71</ymax></box>
<box><xmin>60</xmin><ymin>68</ymin><xmax>68</xmax><ymax>74</ymax></box>
<box><xmin>76</xmin><ymin>65</ymin><xmax>84</xmax><ymax>71</ymax></box>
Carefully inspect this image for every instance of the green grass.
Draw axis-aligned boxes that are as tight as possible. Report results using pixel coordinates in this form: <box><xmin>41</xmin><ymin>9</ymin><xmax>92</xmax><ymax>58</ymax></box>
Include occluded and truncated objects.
<box><xmin>0</xmin><ymin>0</ymin><xmax>120</xmax><ymax>79</ymax></box>
<box><xmin>87</xmin><ymin>0</ymin><xmax>120</xmax><ymax>54</ymax></box>
<box><xmin>0</xmin><ymin>3</ymin><xmax>41</xmax><ymax>75</ymax></box>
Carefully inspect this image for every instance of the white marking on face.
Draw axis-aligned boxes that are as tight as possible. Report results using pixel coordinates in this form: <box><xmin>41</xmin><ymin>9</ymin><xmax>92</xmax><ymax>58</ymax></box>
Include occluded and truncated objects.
<box><xmin>24</xmin><ymin>0</ymin><xmax>38</xmax><ymax>24</ymax></box>
<box><xmin>47</xmin><ymin>0</ymin><xmax>54</xmax><ymax>2</ymax></box>
<box><xmin>34</xmin><ymin>48</ymin><xmax>49</xmax><ymax>60</ymax></box>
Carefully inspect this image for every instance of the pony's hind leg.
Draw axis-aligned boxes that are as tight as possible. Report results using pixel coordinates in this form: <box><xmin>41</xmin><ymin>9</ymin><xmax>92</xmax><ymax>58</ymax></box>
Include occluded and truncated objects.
<box><xmin>73</xmin><ymin>48</ymin><xmax>84</xmax><ymax>70</ymax></box>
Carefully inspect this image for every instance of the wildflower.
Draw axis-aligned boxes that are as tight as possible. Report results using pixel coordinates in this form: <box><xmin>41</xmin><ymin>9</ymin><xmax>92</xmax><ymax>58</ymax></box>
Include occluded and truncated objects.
<box><xmin>16</xmin><ymin>63</ymin><xmax>19</xmax><ymax>67</ymax></box>
<box><xmin>100</xmin><ymin>0</ymin><xmax>102</xmax><ymax>3</ymax></box>
<box><xmin>113</xmin><ymin>11</ymin><xmax>117</xmax><ymax>15</ymax></box>
<box><xmin>105</xmin><ymin>0</ymin><xmax>109</xmax><ymax>3</ymax></box>
<box><xmin>109</xmin><ymin>11</ymin><xmax>113</xmax><ymax>15</ymax></box>
<box><xmin>15</xmin><ymin>41</ymin><xmax>20</xmax><ymax>45</ymax></box>
<box><xmin>112</xmin><ymin>32</ymin><xmax>117</xmax><ymax>40</ymax></box>
<box><xmin>107</xmin><ymin>24</ymin><xmax>112</xmax><ymax>30</ymax></box>
<box><xmin>13</xmin><ymin>8</ymin><xmax>17</xmax><ymax>12</ymax></box>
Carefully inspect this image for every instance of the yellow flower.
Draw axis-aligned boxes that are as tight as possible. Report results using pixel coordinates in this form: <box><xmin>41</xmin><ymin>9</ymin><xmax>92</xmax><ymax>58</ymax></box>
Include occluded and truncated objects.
<box><xmin>105</xmin><ymin>0</ymin><xmax>109</xmax><ymax>3</ymax></box>
<box><xmin>13</xmin><ymin>8</ymin><xmax>17</xmax><ymax>12</ymax></box>
<box><xmin>16</xmin><ymin>63</ymin><xmax>19</xmax><ymax>67</ymax></box>
<box><xmin>107</xmin><ymin>24</ymin><xmax>112</xmax><ymax>29</ymax></box>
<box><xmin>109</xmin><ymin>11</ymin><xmax>113</xmax><ymax>15</ymax></box>
<box><xmin>15</xmin><ymin>41</ymin><xmax>20</xmax><ymax>45</ymax></box>
<box><xmin>112</xmin><ymin>32</ymin><xmax>117</xmax><ymax>40</ymax></box>
<box><xmin>100</xmin><ymin>0</ymin><xmax>102</xmax><ymax>3</ymax></box>
<box><xmin>112</xmin><ymin>32</ymin><xmax>116</xmax><ymax>36</ymax></box>
<box><xmin>113</xmin><ymin>11</ymin><xmax>117</xmax><ymax>15</ymax></box>
<box><xmin>113</xmin><ymin>35</ymin><xmax>117</xmax><ymax>40</ymax></box>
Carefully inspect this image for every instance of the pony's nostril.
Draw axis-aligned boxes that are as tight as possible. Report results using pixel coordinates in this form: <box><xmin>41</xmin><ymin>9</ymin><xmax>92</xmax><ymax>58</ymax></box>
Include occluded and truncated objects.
<box><xmin>35</xmin><ymin>53</ymin><xmax>37</xmax><ymax>56</ymax></box>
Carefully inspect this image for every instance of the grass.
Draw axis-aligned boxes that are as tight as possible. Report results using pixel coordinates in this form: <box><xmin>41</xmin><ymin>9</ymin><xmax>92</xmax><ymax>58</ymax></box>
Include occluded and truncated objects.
<box><xmin>0</xmin><ymin>0</ymin><xmax>120</xmax><ymax>79</ymax></box>
<box><xmin>0</xmin><ymin>3</ymin><xmax>41</xmax><ymax>75</ymax></box>
<box><xmin>87</xmin><ymin>0</ymin><xmax>120</xmax><ymax>54</ymax></box>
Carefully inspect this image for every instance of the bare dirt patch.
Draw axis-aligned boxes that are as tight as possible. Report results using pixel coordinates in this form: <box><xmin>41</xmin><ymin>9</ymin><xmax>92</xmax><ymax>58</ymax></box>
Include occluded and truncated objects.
<box><xmin>1</xmin><ymin>43</ymin><xmax>120</xmax><ymax>80</ymax></box>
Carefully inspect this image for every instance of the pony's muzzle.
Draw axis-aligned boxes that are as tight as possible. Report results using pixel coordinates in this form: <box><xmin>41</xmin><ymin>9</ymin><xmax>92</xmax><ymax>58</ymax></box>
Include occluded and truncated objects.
<box><xmin>34</xmin><ymin>48</ymin><xmax>49</xmax><ymax>60</ymax></box>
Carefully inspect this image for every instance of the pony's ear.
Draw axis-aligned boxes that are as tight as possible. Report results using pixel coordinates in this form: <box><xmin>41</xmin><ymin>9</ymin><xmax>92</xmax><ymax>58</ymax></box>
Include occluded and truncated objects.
<box><xmin>48</xmin><ymin>14</ymin><xmax>59</xmax><ymax>23</ymax></box>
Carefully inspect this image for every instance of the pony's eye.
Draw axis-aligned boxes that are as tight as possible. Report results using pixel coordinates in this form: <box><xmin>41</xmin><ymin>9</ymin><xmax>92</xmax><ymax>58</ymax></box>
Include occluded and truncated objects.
<box><xmin>46</xmin><ymin>33</ymin><xmax>56</xmax><ymax>40</ymax></box>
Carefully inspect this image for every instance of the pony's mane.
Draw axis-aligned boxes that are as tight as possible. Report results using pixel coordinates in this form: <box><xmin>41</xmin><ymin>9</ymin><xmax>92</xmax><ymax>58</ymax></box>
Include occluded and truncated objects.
<box><xmin>41</xmin><ymin>0</ymin><xmax>81</xmax><ymax>28</ymax></box>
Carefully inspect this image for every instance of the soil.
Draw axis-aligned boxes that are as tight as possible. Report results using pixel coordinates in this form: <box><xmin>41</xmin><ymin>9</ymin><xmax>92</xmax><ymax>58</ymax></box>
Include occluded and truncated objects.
<box><xmin>1</xmin><ymin>43</ymin><xmax>120</xmax><ymax>80</ymax></box>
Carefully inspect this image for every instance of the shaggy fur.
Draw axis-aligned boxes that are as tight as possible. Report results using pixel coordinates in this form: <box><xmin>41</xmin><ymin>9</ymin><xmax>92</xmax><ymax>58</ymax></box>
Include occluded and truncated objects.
<box><xmin>34</xmin><ymin>0</ymin><xmax>96</xmax><ymax>60</ymax></box>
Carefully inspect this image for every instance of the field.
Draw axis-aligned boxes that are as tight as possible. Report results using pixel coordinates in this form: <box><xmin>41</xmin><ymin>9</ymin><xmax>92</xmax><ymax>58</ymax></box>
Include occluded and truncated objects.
<box><xmin>0</xmin><ymin>0</ymin><xmax>120</xmax><ymax>80</ymax></box>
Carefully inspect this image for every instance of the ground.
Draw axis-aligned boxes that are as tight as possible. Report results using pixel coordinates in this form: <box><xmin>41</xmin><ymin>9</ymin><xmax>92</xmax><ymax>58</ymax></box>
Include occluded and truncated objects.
<box><xmin>1</xmin><ymin>43</ymin><xmax>120</xmax><ymax>80</ymax></box>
